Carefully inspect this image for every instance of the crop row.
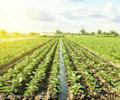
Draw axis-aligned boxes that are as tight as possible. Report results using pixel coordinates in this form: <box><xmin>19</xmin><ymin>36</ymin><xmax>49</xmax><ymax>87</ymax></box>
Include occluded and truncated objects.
<box><xmin>62</xmin><ymin>39</ymin><xmax>85</xmax><ymax>99</ymax></box>
<box><xmin>46</xmin><ymin>39</ymin><xmax>60</xmax><ymax>99</ymax></box>
<box><xmin>0</xmin><ymin>37</ymin><xmax>54</xmax><ymax>67</ymax></box>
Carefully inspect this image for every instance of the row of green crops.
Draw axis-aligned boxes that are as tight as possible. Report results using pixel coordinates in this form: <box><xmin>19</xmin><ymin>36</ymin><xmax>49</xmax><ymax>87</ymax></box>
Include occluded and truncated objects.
<box><xmin>0</xmin><ymin>37</ymin><xmax>54</xmax><ymax>67</ymax></box>
<box><xmin>0</xmin><ymin>38</ymin><xmax>58</xmax><ymax>95</ymax></box>
<box><xmin>62</xmin><ymin>38</ymin><xmax>120</xmax><ymax>99</ymax></box>
<box><xmin>62</xmin><ymin>40</ymin><xmax>85</xmax><ymax>99</ymax></box>
<box><xmin>47</xmin><ymin>39</ymin><xmax>60</xmax><ymax>98</ymax></box>
<box><xmin>67</xmin><ymin>36</ymin><xmax>120</xmax><ymax>64</ymax></box>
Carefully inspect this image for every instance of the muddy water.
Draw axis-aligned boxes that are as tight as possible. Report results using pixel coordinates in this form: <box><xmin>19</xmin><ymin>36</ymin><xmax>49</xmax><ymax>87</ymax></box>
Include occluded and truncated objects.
<box><xmin>58</xmin><ymin>38</ymin><xmax>68</xmax><ymax>100</ymax></box>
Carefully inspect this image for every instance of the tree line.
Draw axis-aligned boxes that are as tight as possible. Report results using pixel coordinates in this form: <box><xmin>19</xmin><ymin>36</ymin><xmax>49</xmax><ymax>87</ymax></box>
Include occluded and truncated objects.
<box><xmin>0</xmin><ymin>29</ymin><xmax>39</xmax><ymax>37</ymax></box>
<box><xmin>0</xmin><ymin>29</ymin><xmax>119</xmax><ymax>37</ymax></box>
<box><xmin>79</xmin><ymin>29</ymin><xmax>119</xmax><ymax>36</ymax></box>
<box><xmin>0</xmin><ymin>29</ymin><xmax>21</xmax><ymax>36</ymax></box>
<box><xmin>55</xmin><ymin>29</ymin><xmax>119</xmax><ymax>36</ymax></box>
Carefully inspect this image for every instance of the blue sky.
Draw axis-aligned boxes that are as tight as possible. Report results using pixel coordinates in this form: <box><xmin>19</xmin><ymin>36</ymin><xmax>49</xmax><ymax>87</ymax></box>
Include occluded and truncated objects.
<box><xmin>0</xmin><ymin>0</ymin><xmax>120</xmax><ymax>33</ymax></box>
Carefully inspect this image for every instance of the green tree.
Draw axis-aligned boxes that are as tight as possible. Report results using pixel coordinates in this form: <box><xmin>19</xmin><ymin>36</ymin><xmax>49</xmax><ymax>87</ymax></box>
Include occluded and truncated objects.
<box><xmin>0</xmin><ymin>29</ymin><xmax>7</xmax><ymax>36</ymax></box>
<box><xmin>90</xmin><ymin>32</ymin><xmax>95</xmax><ymax>35</ymax></box>
<box><xmin>97</xmin><ymin>29</ymin><xmax>102</xmax><ymax>35</ymax></box>
<box><xmin>102</xmin><ymin>32</ymin><xmax>106</xmax><ymax>35</ymax></box>
<box><xmin>30</xmin><ymin>32</ymin><xmax>35</xmax><ymax>35</ymax></box>
<box><xmin>14</xmin><ymin>31</ymin><xmax>19</xmax><ymax>35</ymax></box>
<box><xmin>80</xmin><ymin>29</ymin><xmax>86</xmax><ymax>35</ymax></box>
<box><xmin>109</xmin><ymin>30</ymin><xmax>119</xmax><ymax>36</ymax></box>
<box><xmin>85</xmin><ymin>32</ymin><xmax>89</xmax><ymax>35</ymax></box>
<box><xmin>68</xmin><ymin>32</ymin><xmax>71</xmax><ymax>34</ymax></box>
<box><xmin>106</xmin><ymin>32</ymin><xmax>109</xmax><ymax>35</ymax></box>
<box><xmin>110</xmin><ymin>30</ymin><xmax>116</xmax><ymax>35</ymax></box>
<box><xmin>56</xmin><ymin>30</ymin><xmax>62</xmax><ymax>34</ymax></box>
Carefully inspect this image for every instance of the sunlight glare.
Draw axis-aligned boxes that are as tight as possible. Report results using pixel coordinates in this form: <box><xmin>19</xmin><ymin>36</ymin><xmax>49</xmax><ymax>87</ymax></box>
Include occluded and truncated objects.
<box><xmin>1</xmin><ymin>2</ymin><xmax>25</xmax><ymax>24</ymax></box>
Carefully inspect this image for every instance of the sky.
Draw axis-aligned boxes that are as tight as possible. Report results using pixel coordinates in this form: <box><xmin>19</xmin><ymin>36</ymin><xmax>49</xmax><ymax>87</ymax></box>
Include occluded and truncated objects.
<box><xmin>0</xmin><ymin>0</ymin><xmax>120</xmax><ymax>33</ymax></box>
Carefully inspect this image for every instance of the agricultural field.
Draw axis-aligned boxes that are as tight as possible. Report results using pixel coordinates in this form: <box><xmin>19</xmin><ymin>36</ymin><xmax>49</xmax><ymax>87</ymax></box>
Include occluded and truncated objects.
<box><xmin>67</xmin><ymin>36</ymin><xmax>120</xmax><ymax>65</ymax></box>
<box><xmin>0</xmin><ymin>36</ymin><xmax>120</xmax><ymax>100</ymax></box>
<box><xmin>62</xmin><ymin>37</ymin><xmax>120</xmax><ymax>99</ymax></box>
<box><xmin>0</xmin><ymin>37</ymin><xmax>53</xmax><ymax>69</ymax></box>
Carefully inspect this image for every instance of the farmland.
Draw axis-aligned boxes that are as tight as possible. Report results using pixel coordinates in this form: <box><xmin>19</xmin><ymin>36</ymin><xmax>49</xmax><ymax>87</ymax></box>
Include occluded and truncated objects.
<box><xmin>0</xmin><ymin>36</ymin><xmax>120</xmax><ymax>100</ymax></box>
<box><xmin>0</xmin><ymin>37</ymin><xmax>53</xmax><ymax>69</ymax></box>
<box><xmin>67</xmin><ymin>36</ymin><xmax>120</xmax><ymax>65</ymax></box>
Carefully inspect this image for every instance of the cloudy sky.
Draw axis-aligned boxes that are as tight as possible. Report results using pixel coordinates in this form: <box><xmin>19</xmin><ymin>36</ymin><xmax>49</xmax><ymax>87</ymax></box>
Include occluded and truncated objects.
<box><xmin>0</xmin><ymin>0</ymin><xmax>120</xmax><ymax>33</ymax></box>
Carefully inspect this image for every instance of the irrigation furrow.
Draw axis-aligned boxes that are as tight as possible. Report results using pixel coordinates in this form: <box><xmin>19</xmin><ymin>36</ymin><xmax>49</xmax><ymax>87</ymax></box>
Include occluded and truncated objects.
<box><xmin>58</xmin><ymin>38</ymin><xmax>68</xmax><ymax>100</ymax></box>
<box><xmin>62</xmin><ymin>39</ymin><xmax>88</xmax><ymax>99</ymax></box>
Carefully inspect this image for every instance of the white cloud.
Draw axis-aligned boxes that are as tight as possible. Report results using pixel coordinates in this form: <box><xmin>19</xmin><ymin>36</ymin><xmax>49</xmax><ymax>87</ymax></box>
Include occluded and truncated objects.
<box><xmin>0</xmin><ymin>0</ymin><xmax>120</xmax><ymax>33</ymax></box>
<box><xmin>21</xmin><ymin>8</ymin><xmax>55</xmax><ymax>22</ymax></box>
<box><xmin>118</xmin><ymin>8</ymin><xmax>120</xmax><ymax>13</ymax></box>
<box><xmin>111</xmin><ymin>16</ymin><xmax>120</xmax><ymax>22</ymax></box>
<box><xmin>49</xmin><ymin>2</ymin><xmax>120</xmax><ymax>28</ymax></box>
<box><xmin>104</xmin><ymin>2</ymin><xmax>113</xmax><ymax>10</ymax></box>
<box><xmin>52</xmin><ymin>0</ymin><xmax>69</xmax><ymax>3</ymax></box>
<box><xmin>0</xmin><ymin>7</ymin><xmax>55</xmax><ymax>22</ymax></box>
<box><xmin>101</xmin><ymin>3</ymin><xmax>117</xmax><ymax>16</ymax></box>
<box><xmin>52</xmin><ymin>0</ymin><xmax>84</xmax><ymax>3</ymax></box>
<box><xmin>99</xmin><ymin>2</ymin><xmax>120</xmax><ymax>23</ymax></box>
<box><xmin>60</xmin><ymin>2</ymin><xmax>120</xmax><ymax>24</ymax></box>
<box><xmin>58</xmin><ymin>6</ymin><xmax>106</xmax><ymax>21</ymax></box>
